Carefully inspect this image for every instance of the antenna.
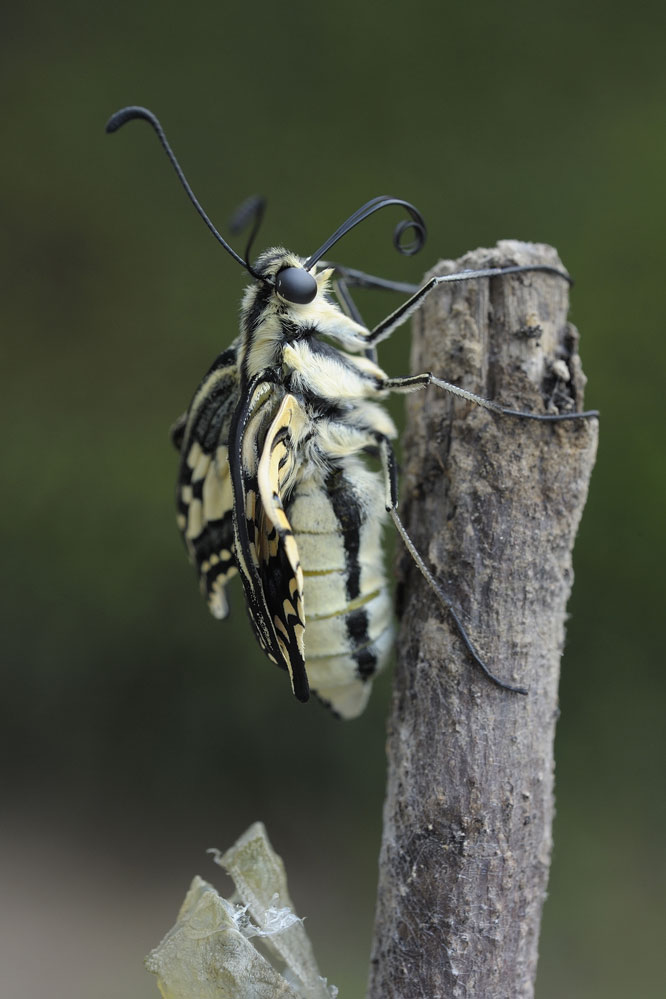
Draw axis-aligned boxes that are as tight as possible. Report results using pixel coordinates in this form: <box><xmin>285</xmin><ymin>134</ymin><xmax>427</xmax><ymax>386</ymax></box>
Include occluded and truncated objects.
<box><xmin>106</xmin><ymin>106</ymin><xmax>262</xmax><ymax>278</ymax></box>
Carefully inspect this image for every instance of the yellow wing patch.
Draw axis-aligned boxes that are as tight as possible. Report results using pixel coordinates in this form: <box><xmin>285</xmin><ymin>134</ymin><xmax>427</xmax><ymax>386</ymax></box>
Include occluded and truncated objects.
<box><xmin>255</xmin><ymin>394</ymin><xmax>307</xmax><ymax>694</ymax></box>
<box><xmin>232</xmin><ymin>388</ymin><xmax>309</xmax><ymax>700</ymax></box>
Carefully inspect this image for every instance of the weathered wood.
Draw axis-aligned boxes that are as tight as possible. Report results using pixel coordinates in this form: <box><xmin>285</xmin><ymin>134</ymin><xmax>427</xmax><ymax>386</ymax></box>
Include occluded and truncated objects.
<box><xmin>368</xmin><ymin>242</ymin><xmax>598</xmax><ymax>999</ymax></box>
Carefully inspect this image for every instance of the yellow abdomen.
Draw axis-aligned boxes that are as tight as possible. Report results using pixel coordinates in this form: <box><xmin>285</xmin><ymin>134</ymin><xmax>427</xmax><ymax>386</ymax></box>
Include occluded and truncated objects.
<box><xmin>287</xmin><ymin>461</ymin><xmax>394</xmax><ymax>719</ymax></box>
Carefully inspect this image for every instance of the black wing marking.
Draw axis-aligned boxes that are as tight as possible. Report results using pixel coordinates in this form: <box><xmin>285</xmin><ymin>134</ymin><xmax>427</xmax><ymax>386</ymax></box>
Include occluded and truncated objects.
<box><xmin>229</xmin><ymin>376</ymin><xmax>309</xmax><ymax>702</ymax></box>
<box><xmin>175</xmin><ymin>343</ymin><xmax>240</xmax><ymax>619</ymax></box>
<box><xmin>170</xmin><ymin>412</ymin><xmax>188</xmax><ymax>451</ymax></box>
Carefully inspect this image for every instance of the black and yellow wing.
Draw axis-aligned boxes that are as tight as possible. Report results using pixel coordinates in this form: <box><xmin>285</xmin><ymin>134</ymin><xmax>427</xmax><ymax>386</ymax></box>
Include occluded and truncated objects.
<box><xmin>173</xmin><ymin>344</ymin><xmax>240</xmax><ymax>619</ymax></box>
<box><xmin>229</xmin><ymin>376</ymin><xmax>309</xmax><ymax>701</ymax></box>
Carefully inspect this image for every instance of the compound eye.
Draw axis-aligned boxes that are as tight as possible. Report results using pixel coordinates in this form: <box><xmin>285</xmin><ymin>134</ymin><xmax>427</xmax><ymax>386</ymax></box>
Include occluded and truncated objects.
<box><xmin>275</xmin><ymin>267</ymin><xmax>317</xmax><ymax>304</ymax></box>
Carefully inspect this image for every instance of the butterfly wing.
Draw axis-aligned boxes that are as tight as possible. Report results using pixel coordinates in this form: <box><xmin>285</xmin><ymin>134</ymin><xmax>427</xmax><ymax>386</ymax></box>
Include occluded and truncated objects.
<box><xmin>174</xmin><ymin>344</ymin><xmax>240</xmax><ymax>619</ymax></box>
<box><xmin>230</xmin><ymin>379</ymin><xmax>309</xmax><ymax>702</ymax></box>
<box><xmin>256</xmin><ymin>394</ymin><xmax>307</xmax><ymax>688</ymax></box>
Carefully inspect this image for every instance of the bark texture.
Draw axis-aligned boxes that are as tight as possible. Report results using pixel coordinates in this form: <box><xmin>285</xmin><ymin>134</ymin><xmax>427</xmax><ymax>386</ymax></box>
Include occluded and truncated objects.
<box><xmin>368</xmin><ymin>242</ymin><xmax>598</xmax><ymax>999</ymax></box>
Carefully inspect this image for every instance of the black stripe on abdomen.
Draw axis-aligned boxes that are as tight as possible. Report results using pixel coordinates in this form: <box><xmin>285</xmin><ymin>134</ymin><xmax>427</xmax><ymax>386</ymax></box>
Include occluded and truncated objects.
<box><xmin>326</xmin><ymin>468</ymin><xmax>377</xmax><ymax>678</ymax></box>
<box><xmin>326</xmin><ymin>467</ymin><xmax>362</xmax><ymax>600</ymax></box>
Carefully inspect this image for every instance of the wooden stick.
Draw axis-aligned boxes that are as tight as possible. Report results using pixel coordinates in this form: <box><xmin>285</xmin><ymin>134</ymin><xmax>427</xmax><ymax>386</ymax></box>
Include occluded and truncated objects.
<box><xmin>368</xmin><ymin>242</ymin><xmax>598</xmax><ymax>999</ymax></box>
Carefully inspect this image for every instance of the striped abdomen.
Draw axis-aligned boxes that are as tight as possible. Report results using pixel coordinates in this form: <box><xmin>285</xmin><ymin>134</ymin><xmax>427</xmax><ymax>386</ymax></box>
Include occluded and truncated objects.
<box><xmin>286</xmin><ymin>459</ymin><xmax>393</xmax><ymax>719</ymax></box>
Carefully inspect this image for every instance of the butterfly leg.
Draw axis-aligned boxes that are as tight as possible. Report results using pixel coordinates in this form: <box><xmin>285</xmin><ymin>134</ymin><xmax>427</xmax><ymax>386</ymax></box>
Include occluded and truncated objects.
<box><xmin>375</xmin><ymin>434</ymin><xmax>528</xmax><ymax>694</ymax></box>
<box><xmin>365</xmin><ymin>263</ymin><xmax>572</xmax><ymax>347</ymax></box>
<box><xmin>324</xmin><ymin>260</ymin><xmax>420</xmax><ymax>295</ymax></box>
<box><xmin>382</xmin><ymin>373</ymin><xmax>599</xmax><ymax>421</ymax></box>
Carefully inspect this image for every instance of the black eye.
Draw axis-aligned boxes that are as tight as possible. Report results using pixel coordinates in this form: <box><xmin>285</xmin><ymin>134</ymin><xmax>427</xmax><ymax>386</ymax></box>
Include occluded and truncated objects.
<box><xmin>275</xmin><ymin>267</ymin><xmax>317</xmax><ymax>304</ymax></box>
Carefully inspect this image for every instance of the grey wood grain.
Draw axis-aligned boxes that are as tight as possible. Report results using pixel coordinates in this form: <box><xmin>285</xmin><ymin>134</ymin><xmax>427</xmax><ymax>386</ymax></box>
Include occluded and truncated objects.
<box><xmin>369</xmin><ymin>242</ymin><xmax>598</xmax><ymax>999</ymax></box>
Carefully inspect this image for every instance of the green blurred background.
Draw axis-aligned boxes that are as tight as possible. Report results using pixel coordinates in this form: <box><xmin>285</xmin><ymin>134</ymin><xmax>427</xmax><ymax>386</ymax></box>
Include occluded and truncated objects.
<box><xmin>2</xmin><ymin>1</ymin><xmax>664</xmax><ymax>996</ymax></box>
